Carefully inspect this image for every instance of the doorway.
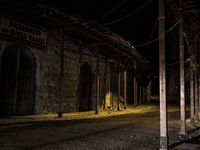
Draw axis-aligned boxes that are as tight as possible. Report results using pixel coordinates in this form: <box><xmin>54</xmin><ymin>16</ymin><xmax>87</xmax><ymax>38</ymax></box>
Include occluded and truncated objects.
<box><xmin>0</xmin><ymin>45</ymin><xmax>36</xmax><ymax>115</ymax></box>
<box><xmin>79</xmin><ymin>63</ymin><xmax>92</xmax><ymax>111</ymax></box>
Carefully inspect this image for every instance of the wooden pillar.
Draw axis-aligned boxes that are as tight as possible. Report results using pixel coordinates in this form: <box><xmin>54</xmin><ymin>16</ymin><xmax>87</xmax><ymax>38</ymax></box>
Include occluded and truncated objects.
<box><xmin>198</xmin><ymin>42</ymin><xmax>200</xmax><ymax>114</ymax></box>
<box><xmin>134</xmin><ymin>76</ymin><xmax>136</xmax><ymax>106</ymax></box>
<box><xmin>143</xmin><ymin>86</ymin><xmax>145</xmax><ymax>103</ymax></box>
<box><xmin>118</xmin><ymin>72</ymin><xmax>121</xmax><ymax>110</ymax></box>
<box><xmin>139</xmin><ymin>80</ymin><xmax>142</xmax><ymax>105</ymax></box>
<box><xmin>133</xmin><ymin>60</ymin><xmax>137</xmax><ymax>106</ymax></box>
<box><xmin>77</xmin><ymin>43</ymin><xmax>82</xmax><ymax>111</ymax></box>
<box><xmin>112</xmin><ymin>92</ymin><xmax>114</xmax><ymax>110</ymax></box>
<box><xmin>58</xmin><ymin>29</ymin><xmax>64</xmax><ymax>118</ymax></box>
<box><xmin>136</xmin><ymin>80</ymin><xmax>138</xmax><ymax>105</ymax></box>
<box><xmin>95</xmin><ymin>48</ymin><xmax>100</xmax><ymax>114</ymax></box>
<box><xmin>14</xmin><ymin>49</ymin><xmax>21</xmax><ymax>115</ymax></box>
<box><xmin>104</xmin><ymin>59</ymin><xmax>108</xmax><ymax>109</ymax></box>
<box><xmin>179</xmin><ymin>0</ymin><xmax>187</xmax><ymax>135</ymax></box>
<box><xmin>124</xmin><ymin>71</ymin><xmax>127</xmax><ymax>109</ymax></box>
<box><xmin>117</xmin><ymin>56</ymin><xmax>120</xmax><ymax>110</ymax></box>
<box><xmin>159</xmin><ymin>0</ymin><xmax>168</xmax><ymax>149</ymax></box>
<box><xmin>190</xmin><ymin>43</ymin><xmax>195</xmax><ymax>126</ymax></box>
<box><xmin>194</xmin><ymin>32</ymin><xmax>199</xmax><ymax>121</ymax></box>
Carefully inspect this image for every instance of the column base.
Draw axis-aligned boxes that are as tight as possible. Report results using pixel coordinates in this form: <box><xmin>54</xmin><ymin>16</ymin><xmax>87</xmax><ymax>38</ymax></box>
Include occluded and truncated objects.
<box><xmin>179</xmin><ymin>121</ymin><xmax>187</xmax><ymax>135</ymax></box>
<box><xmin>95</xmin><ymin>110</ymin><xmax>98</xmax><ymax>114</ymax></box>
<box><xmin>191</xmin><ymin>118</ymin><xmax>196</xmax><ymax>127</ymax></box>
<box><xmin>58</xmin><ymin>112</ymin><xmax>62</xmax><ymax>118</ymax></box>
<box><xmin>179</xmin><ymin>130</ymin><xmax>187</xmax><ymax>135</ymax></box>
<box><xmin>160</xmin><ymin>136</ymin><xmax>168</xmax><ymax>150</ymax></box>
<box><xmin>195</xmin><ymin>114</ymin><xmax>199</xmax><ymax>121</ymax></box>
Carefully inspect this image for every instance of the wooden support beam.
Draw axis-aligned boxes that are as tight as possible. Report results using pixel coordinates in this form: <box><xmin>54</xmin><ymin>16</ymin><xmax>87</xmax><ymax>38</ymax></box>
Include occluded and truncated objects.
<box><xmin>190</xmin><ymin>43</ymin><xmax>195</xmax><ymax>126</ymax></box>
<box><xmin>139</xmin><ymin>80</ymin><xmax>142</xmax><ymax>105</ymax></box>
<box><xmin>136</xmin><ymin>80</ymin><xmax>138</xmax><ymax>106</ymax></box>
<box><xmin>39</xmin><ymin>9</ymin><xmax>134</xmax><ymax>60</ymax></box>
<box><xmin>179</xmin><ymin>0</ymin><xmax>187</xmax><ymax>135</ymax></box>
<box><xmin>76</xmin><ymin>44</ymin><xmax>82</xmax><ymax>112</ymax></box>
<box><xmin>112</xmin><ymin>92</ymin><xmax>114</xmax><ymax>110</ymax></box>
<box><xmin>143</xmin><ymin>86</ymin><xmax>145</xmax><ymax>104</ymax></box>
<box><xmin>58</xmin><ymin>29</ymin><xmax>64</xmax><ymax>118</ymax></box>
<box><xmin>118</xmin><ymin>56</ymin><xmax>120</xmax><ymax>111</ymax></box>
<box><xmin>95</xmin><ymin>47</ymin><xmax>100</xmax><ymax>114</ymax></box>
<box><xmin>159</xmin><ymin>0</ymin><xmax>168</xmax><ymax>149</ymax></box>
<box><xmin>103</xmin><ymin>59</ymin><xmax>108</xmax><ymax>109</ymax></box>
<box><xmin>194</xmin><ymin>32</ymin><xmax>199</xmax><ymax>121</ymax></box>
<box><xmin>124</xmin><ymin>71</ymin><xmax>127</xmax><ymax>109</ymax></box>
<box><xmin>134</xmin><ymin>76</ymin><xmax>137</xmax><ymax>106</ymax></box>
<box><xmin>118</xmin><ymin>72</ymin><xmax>121</xmax><ymax>111</ymax></box>
<box><xmin>13</xmin><ymin>49</ymin><xmax>20</xmax><ymax>115</ymax></box>
<box><xmin>198</xmin><ymin>42</ymin><xmax>200</xmax><ymax>115</ymax></box>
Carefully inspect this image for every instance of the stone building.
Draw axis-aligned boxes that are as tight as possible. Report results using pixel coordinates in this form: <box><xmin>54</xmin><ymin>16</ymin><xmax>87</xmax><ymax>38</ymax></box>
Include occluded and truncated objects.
<box><xmin>0</xmin><ymin>1</ymin><xmax>150</xmax><ymax>116</ymax></box>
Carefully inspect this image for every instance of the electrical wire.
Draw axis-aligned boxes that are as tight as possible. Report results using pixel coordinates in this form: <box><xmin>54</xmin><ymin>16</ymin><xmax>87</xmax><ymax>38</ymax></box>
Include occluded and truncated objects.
<box><xmin>96</xmin><ymin>0</ymin><xmax>128</xmax><ymax>22</ymax></box>
<box><xmin>146</xmin><ymin>16</ymin><xmax>158</xmax><ymax>43</ymax></box>
<box><xmin>101</xmin><ymin>0</ymin><xmax>151</xmax><ymax>26</ymax></box>
<box><xmin>166</xmin><ymin>61</ymin><xmax>180</xmax><ymax>67</ymax></box>
<box><xmin>134</xmin><ymin>21</ymin><xmax>179</xmax><ymax>48</ymax></box>
<box><xmin>166</xmin><ymin>21</ymin><xmax>179</xmax><ymax>34</ymax></box>
<box><xmin>141</xmin><ymin>16</ymin><xmax>158</xmax><ymax>54</ymax></box>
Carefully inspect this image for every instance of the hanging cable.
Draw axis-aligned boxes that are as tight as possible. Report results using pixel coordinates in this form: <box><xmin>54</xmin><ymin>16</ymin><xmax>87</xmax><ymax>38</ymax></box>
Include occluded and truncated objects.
<box><xmin>166</xmin><ymin>61</ymin><xmax>180</xmax><ymax>67</ymax></box>
<box><xmin>166</xmin><ymin>21</ymin><xmax>179</xmax><ymax>33</ymax></box>
<box><xmin>134</xmin><ymin>37</ymin><xmax>159</xmax><ymax>48</ymax></box>
<box><xmin>134</xmin><ymin>21</ymin><xmax>179</xmax><ymax>48</ymax></box>
<box><xmin>96</xmin><ymin>0</ymin><xmax>127</xmax><ymax>22</ymax></box>
<box><xmin>141</xmin><ymin>16</ymin><xmax>158</xmax><ymax>54</ymax></box>
<box><xmin>101</xmin><ymin>0</ymin><xmax>151</xmax><ymax>26</ymax></box>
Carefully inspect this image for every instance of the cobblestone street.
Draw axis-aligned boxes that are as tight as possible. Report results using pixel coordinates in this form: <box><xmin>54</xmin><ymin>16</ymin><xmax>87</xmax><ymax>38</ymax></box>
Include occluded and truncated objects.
<box><xmin>0</xmin><ymin>103</ymin><xmax>200</xmax><ymax>150</ymax></box>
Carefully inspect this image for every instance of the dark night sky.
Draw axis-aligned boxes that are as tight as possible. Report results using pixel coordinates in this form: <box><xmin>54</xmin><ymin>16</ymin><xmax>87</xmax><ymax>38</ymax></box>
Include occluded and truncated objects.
<box><xmin>42</xmin><ymin>0</ymin><xmax>159</xmax><ymax>66</ymax></box>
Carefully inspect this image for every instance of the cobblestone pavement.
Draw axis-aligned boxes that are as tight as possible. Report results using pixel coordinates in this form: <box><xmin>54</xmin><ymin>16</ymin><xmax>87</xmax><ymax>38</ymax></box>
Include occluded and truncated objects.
<box><xmin>0</xmin><ymin>103</ymin><xmax>200</xmax><ymax>150</ymax></box>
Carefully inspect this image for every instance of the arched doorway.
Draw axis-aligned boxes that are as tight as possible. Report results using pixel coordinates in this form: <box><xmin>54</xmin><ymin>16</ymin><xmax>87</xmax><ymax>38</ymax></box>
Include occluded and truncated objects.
<box><xmin>79</xmin><ymin>63</ymin><xmax>92</xmax><ymax>111</ymax></box>
<box><xmin>0</xmin><ymin>45</ymin><xmax>36</xmax><ymax>115</ymax></box>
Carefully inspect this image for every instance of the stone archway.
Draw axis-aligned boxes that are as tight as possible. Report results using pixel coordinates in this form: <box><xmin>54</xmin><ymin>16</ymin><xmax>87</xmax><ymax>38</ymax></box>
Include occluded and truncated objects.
<box><xmin>0</xmin><ymin>45</ymin><xmax>36</xmax><ymax>115</ymax></box>
<box><xmin>78</xmin><ymin>63</ymin><xmax>92</xmax><ymax>111</ymax></box>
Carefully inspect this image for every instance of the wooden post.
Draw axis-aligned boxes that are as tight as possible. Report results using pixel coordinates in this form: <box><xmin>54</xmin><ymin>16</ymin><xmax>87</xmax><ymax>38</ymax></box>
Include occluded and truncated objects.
<box><xmin>159</xmin><ymin>0</ymin><xmax>168</xmax><ymax>149</ymax></box>
<box><xmin>190</xmin><ymin>43</ymin><xmax>195</xmax><ymax>126</ymax></box>
<box><xmin>179</xmin><ymin>0</ymin><xmax>187</xmax><ymax>135</ymax></box>
<box><xmin>104</xmin><ymin>59</ymin><xmax>108</xmax><ymax>109</ymax></box>
<box><xmin>14</xmin><ymin>49</ymin><xmax>21</xmax><ymax>115</ymax></box>
<box><xmin>139</xmin><ymin>80</ymin><xmax>142</xmax><ymax>105</ymax></box>
<box><xmin>118</xmin><ymin>72</ymin><xmax>121</xmax><ymax>110</ymax></box>
<box><xmin>134</xmin><ymin>76</ymin><xmax>136</xmax><ymax>106</ymax></box>
<box><xmin>136</xmin><ymin>80</ymin><xmax>138</xmax><ymax>106</ymax></box>
<box><xmin>198</xmin><ymin>41</ymin><xmax>200</xmax><ymax>116</ymax></box>
<box><xmin>194</xmin><ymin>32</ymin><xmax>199</xmax><ymax>121</ymax></box>
<box><xmin>143</xmin><ymin>86</ymin><xmax>145</xmax><ymax>103</ymax></box>
<box><xmin>118</xmin><ymin>56</ymin><xmax>120</xmax><ymax>111</ymax></box>
<box><xmin>124</xmin><ymin>71</ymin><xmax>127</xmax><ymax>109</ymax></box>
<box><xmin>133</xmin><ymin>60</ymin><xmax>137</xmax><ymax>106</ymax></box>
<box><xmin>112</xmin><ymin>92</ymin><xmax>114</xmax><ymax>110</ymax></box>
<box><xmin>95</xmin><ymin>48</ymin><xmax>99</xmax><ymax>114</ymax></box>
<box><xmin>58</xmin><ymin>29</ymin><xmax>64</xmax><ymax>118</ymax></box>
<box><xmin>77</xmin><ymin>43</ymin><xmax>82</xmax><ymax>111</ymax></box>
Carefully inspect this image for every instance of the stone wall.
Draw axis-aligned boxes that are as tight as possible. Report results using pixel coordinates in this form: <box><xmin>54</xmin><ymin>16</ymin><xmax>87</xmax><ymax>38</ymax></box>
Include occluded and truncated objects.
<box><xmin>36</xmin><ymin>31</ymin><xmax>109</xmax><ymax>113</ymax></box>
<box><xmin>62</xmin><ymin>39</ymin><xmax>80</xmax><ymax>112</ymax></box>
<box><xmin>0</xmin><ymin>26</ymin><xmax>150</xmax><ymax>115</ymax></box>
<box><xmin>37</xmin><ymin>30</ymin><xmax>61</xmax><ymax>113</ymax></box>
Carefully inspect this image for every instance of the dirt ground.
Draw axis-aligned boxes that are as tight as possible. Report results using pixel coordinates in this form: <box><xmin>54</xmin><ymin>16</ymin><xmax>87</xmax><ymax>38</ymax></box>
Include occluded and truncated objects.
<box><xmin>0</xmin><ymin>102</ymin><xmax>200</xmax><ymax>150</ymax></box>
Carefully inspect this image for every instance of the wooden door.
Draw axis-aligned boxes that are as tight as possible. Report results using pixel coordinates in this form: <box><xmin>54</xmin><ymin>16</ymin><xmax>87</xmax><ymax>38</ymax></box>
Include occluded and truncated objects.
<box><xmin>79</xmin><ymin>63</ymin><xmax>91</xmax><ymax>111</ymax></box>
<box><xmin>0</xmin><ymin>45</ymin><xmax>35</xmax><ymax>115</ymax></box>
